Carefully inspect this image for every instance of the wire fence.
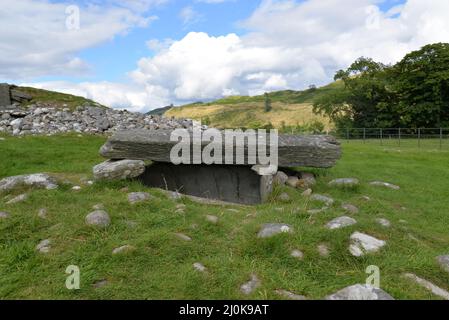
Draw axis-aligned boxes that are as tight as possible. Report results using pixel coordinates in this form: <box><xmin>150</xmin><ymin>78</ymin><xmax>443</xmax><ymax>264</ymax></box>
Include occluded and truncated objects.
<box><xmin>334</xmin><ymin>128</ymin><xmax>449</xmax><ymax>150</ymax></box>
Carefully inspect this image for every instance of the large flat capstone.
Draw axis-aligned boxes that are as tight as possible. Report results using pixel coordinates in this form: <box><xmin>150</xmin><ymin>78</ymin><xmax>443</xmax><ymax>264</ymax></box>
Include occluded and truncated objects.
<box><xmin>99</xmin><ymin>129</ymin><xmax>341</xmax><ymax>168</ymax></box>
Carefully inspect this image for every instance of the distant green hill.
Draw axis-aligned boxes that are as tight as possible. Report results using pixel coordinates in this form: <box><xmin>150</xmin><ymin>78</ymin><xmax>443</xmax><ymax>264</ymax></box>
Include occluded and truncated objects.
<box><xmin>18</xmin><ymin>86</ymin><xmax>106</xmax><ymax>111</ymax></box>
<box><xmin>165</xmin><ymin>81</ymin><xmax>342</xmax><ymax>130</ymax></box>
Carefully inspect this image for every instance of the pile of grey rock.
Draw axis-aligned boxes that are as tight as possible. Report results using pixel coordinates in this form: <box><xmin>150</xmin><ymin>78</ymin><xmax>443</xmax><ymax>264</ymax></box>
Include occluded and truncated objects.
<box><xmin>0</xmin><ymin>105</ymin><xmax>202</xmax><ymax>136</ymax></box>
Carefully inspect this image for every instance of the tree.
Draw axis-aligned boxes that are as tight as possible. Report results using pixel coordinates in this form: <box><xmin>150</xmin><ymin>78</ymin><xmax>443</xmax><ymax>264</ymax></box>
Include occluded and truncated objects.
<box><xmin>264</xmin><ymin>92</ymin><xmax>272</xmax><ymax>112</ymax></box>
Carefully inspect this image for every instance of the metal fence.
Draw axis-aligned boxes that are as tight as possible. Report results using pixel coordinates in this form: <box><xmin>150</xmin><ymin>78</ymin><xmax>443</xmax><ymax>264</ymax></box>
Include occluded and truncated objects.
<box><xmin>334</xmin><ymin>128</ymin><xmax>449</xmax><ymax>150</ymax></box>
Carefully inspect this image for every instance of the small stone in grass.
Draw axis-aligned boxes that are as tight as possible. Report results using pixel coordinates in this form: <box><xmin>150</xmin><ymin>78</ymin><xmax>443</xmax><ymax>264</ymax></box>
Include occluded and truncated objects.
<box><xmin>93</xmin><ymin>279</ymin><xmax>108</xmax><ymax>289</ymax></box>
<box><xmin>257</xmin><ymin>223</ymin><xmax>293</xmax><ymax>238</ymax></box>
<box><xmin>206</xmin><ymin>215</ymin><xmax>219</xmax><ymax>224</ymax></box>
<box><xmin>326</xmin><ymin>216</ymin><xmax>357</xmax><ymax>230</ymax></box>
<box><xmin>0</xmin><ymin>211</ymin><xmax>10</xmax><ymax>219</ymax></box>
<box><xmin>361</xmin><ymin>196</ymin><xmax>371</xmax><ymax>201</ymax></box>
<box><xmin>349</xmin><ymin>232</ymin><xmax>386</xmax><ymax>257</ymax></box>
<box><xmin>174</xmin><ymin>233</ymin><xmax>192</xmax><ymax>241</ymax></box>
<box><xmin>193</xmin><ymin>262</ymin><xmax>207</xmax><ymax>273</ymax></box>
<box><xmin>36</xmin><ymin>239</ymin><xmax>51</xmax><ymax>253</ymax></box>
<box><xmin>307</xmin><ymin>207</ymin><xmax>328</xmax><ymax>214</ymax></box>
<box><xmin>286</xmin><ymin>176</ymin><xmax>299</xmax><ymax>188</ymax></box>
<box><xmin>318</xmin><ymin>244</ymin><xmax>330</xmax><ymax>257</ymax></box>
<box><xmin>301</xmin><ymin>188</ymin><xmax>312</xmax><ymax>197</ymax></box>
<box><xmin>376</xmin><ymin>218</ymin><xmax>391</xmax><ymax>227</ymax></box>
<box><xmin>112</xmin><ymin>245</ymin><xmax>136</xmax><ymax>255</ymax></box>
<box><xmin>291</xmin><ymin>249</ymin><xmax>304</xmax><ymax>260</ymax></box>
<box><xmin>85</xmin><ymin>210</ymin><xmax>111</xmax><ymax>228</ymax></box>
<box><xmin>310</xmin><ymin>194</ymin><xmax>334</xmax><ymax>206</ymax></box>
<box><xmin>369</xmin><ymin>181</ymin><xmax>400</xmax><ymax>190</ymax></box>
<box><xmin>227</xmin><ymin>208</ymin><xmax>239</xmax><ymax>213</ymax></box>
<box><xmin>326</xmin><ymin>284</ymin><xmax>394</xmax><ymax>300</ymax></box>
<box><xmin>342</xmin><ymin>203</ymin><xmax>359</xmax><ymax>214</ymax></box>
<box><xmin>128</xmin><ymin>192</ymin><xmax>152</xmax><ymax>204</ymax></box>
<box><xmin>273</xmin><ymin>171</ymin><xmax>288</xmax><ymax>186</ymax></box>
<box><xmin>403</xmin><ymin>273</ymin><xmax>449</xmax><ymax>300</ymax></box>
<box><xmin>240</xmin><ymin>274</ymin><xmax>260</xmax><ymax>295</ymax></box>
<box><xmin>278</xmin><ymin>192</ymin><xmax>290</xmax><ymax>202</ymax></box>
<box><xmin>6</xmin><ymin>193</ymin><xmax>28</xmax><ymax>204</ymax></box>
<box><xmin>38</xmin><ymin>208</ymin><xmax>47</xmax><ymax>219</ymax></box>
<box><xmin>72</xmin><ymin>186</ymin><xmax>82</xmax><ymax>191</ymax></box>
<box><xmin>176</xmin><ymin>204</ymin><xmax>186</xmax><ymax>210</ymax></box>
<box><xmin>437</xmin><ymin>255</ymin><xmax>449</xmax><ymax>274</ymax></box>
<box><xmin>328</xmin><ymin>178</ymin><xmax>359</xmax><ymax>188</ymax></box>
<box><xmin>92</xmin><ymin>203</ymin><xmax>104</xmax><ymax>210</ymax></box>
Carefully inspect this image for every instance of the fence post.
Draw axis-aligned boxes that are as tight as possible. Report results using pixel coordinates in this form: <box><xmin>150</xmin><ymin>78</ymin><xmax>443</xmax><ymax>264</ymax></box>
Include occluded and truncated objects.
<box><xmin>418</xmin><ymin>128</ymin><xmax>421</xmax><ymax>148</ymax></box>
<box><xmin>363</xmin><ymin>128</ymin><xmax>366</xmax><ymax>144</ymax></box>
<box><xmin>398</xmin><ymin>128</ymin><xmax>401</xmax><ymax>147</ymax></box>
<box><xmin>440</xmin><ymin>128</ymin><xmax>443</xmax><ymax>150</ymax></box>
<box><xmin>380</xmin><ymin>128</ymin><xmax>383</xmax><ymax>146</ymax></box>
<box><xmin>346</xmin><ymin>128</ymin><xmax>349</xmax><ymax>143</ymax></box>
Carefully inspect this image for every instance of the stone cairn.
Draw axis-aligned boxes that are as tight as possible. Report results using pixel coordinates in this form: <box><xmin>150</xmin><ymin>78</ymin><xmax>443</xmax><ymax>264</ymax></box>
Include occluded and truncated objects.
<box><xmin>94</xmin><ymin>129</ymin><xmax>342</xmax><ymax>204</ymax></box>
<box><xmin>0</xmin><ymin>83</ymin><xmax>202</xmax><ymax>136</ymax></box>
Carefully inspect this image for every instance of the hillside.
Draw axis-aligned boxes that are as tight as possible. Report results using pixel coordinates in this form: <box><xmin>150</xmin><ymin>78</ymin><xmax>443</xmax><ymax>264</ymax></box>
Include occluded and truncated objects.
<box><xmin>165</xmin><ymin>81</ymin><xmax>343</xmax><ymax>131</ymax></box>
<box><xmin>16</xmin><ymin>86</ymin><xmax>106</xmax><ymax>111</ymax></box>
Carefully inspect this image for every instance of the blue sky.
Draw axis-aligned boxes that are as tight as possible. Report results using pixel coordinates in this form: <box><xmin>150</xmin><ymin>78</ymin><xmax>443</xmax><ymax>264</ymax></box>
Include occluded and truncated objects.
<box><xmin>3</xmin><ymin>0</ymin><xmax>446</xmax><ymax>112</ymax></box>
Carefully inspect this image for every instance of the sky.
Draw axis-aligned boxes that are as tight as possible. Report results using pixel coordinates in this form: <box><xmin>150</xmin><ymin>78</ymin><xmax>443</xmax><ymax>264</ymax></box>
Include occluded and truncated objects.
<box><xmin>1</xmin><ymin>0</ymin><xmax>449</xmax><ymax>112</ymax></box>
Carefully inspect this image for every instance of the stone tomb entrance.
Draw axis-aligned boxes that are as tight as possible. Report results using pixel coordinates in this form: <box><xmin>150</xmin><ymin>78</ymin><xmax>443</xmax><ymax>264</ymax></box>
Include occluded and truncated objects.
<box><xmin>98</xmin><ymin>129</ymin><xmax>341</xmax><ymax>205</ymax></box>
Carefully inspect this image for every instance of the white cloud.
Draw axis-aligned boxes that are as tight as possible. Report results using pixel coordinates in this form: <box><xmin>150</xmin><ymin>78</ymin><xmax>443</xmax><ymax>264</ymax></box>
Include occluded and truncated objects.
<box><xmin>179</xmin><ymin>6</ymin><xmax>203</xmax><ymax>26</ymax></box>
<box><xmin>19</xmin><ymin>0</ymin><xmax>449</xmax><ymax>111</ymax></box>
<box><xmin>0</xmin><ymin>0</ymin><xmax>160</xmax><ymax>79</ymax></box>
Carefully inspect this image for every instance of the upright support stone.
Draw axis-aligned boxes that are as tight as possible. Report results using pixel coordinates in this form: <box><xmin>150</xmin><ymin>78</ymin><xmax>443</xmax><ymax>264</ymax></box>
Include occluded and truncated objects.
<box><xmin>0</xmin><ymin>83</ymin><xmax>11</xmax><ymax>108</ymax></box>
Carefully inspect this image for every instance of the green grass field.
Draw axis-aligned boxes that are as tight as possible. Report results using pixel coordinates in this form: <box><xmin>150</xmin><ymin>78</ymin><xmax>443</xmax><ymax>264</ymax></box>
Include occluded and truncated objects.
<box><xmin>1</xmin><ymin>134</ymin><xmax>449</xmax><ymax>299</ymax></box>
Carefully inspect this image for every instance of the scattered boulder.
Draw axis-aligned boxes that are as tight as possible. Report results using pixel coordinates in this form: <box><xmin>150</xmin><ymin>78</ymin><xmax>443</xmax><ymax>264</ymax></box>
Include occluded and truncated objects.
<box><xmin>257</xmin><ymin>223</ymin><xmax>293</xmax><ymax>238</ymax></box>
<box><xmin>297</xmin><ymin>172</ymin><xmax>316</xmax><ymax>189</ymax></box>
<box><xmin>193</xmin><ymin>262</ymin><xmax>207</xmax><ymax>273</ymax></box>
<box><xmin>112</xmin><ymin>245</ymin><xmax>136</xmax><ymax>255</ymax></box>
<box><xmin>436</xmin><ymin>255</ymin><xmax>449</xmax><ymax>274</ymax></box>
<box><xmin>326</xmin><ymin>216</ymin><xmax>357</xmax><ymax>230</ymax></box>
<box><xmin>273</xmin><ymin>171</ymin><xmax>288</xmax><ymax>186</ymax></box>
<box><xmin>404</xmin><ymin>273</ymin><xmax>449</xmax><ymax>300</ymax></box>
<box><xmin>326</xmin><ymin>284</ymin><xmax>394</xmax><ymax>300</ymax></box>
<box><xmin>369</xmin><ymin>181</ymin><xmax>400</xmax><ymax>190</ymax></box>
<box><xmin>0</xmin><ymin>211</ymin><xmax>10</xmax><ymax>219</ymax></box>
<box><xmin>174</xmin><ymin>233</ymin><xmax>192</xmax><ymax>241</ymax></box>
<box><xmin>290</xmin><ymin>249</ymin><xmax>304</xmax><ymax>260</ymax></box>
<box><xmin>0</xmin><ymin>173</ymin><xmax>58</xmax><ymax>192</ymax></box>
<box><xmin>93</xmin><ymin>159</ymin><xmax>145</xmax><ymax>181</ymax></box>
<box><xmin>128</xmin><ymin>192</ymin><xmax>152</xmax><ymax>204</ymax></box>
<box><xmin>349</xmin><ymin>232</ymin><xmax>386</xmax><ymax>257</ymax></box>
<box><xmin>301</xmin><ymin>188</ymin><xmax>312</xmax><ymax>197</ymax></box>
<box><xmin>205</xmin><ymin>215</ymin><xmax>219</xmax><ymax>224</ymax></box>
<box><xmin>376</xmin><ymin>218</ymin><xmax>391</xmax><ymax>227</ymax></box>
<box><xmin>36</xmin><ymin>239</ymin><xmax>51</xmax><ymax>253</ymax></box>
<box><xmin>278</xmin><ymin>192</ymin><xmax>290</xmax><ymax>202</ymax></box>
<box><xmin>6</xmin><ymin>193</ymin><xmax>28</xmax><ymax>204</ymax></box>
<box><xmin>240</xmin><ymin>274</ymin><xmax>260</xmax><ymax>295</ymax></box>
<box><xmin>85</xmin><ymin>210</ymin><xmax>111</xmax><ymax>228</ymax></box>
<box><xmin>329</xmin><ymin>178</ymin><xmax>359</xmax><ymax>188</ymax></box>
<box><xmin>275</xmin><ymin>289</ymin><xmax>306</xmax><ymax>300</ymax></box>
<box><xmin>342</xmin><ymin>203</ymin><xmax>359</xmax><ymax>214</ymax></box>
<box><xmin>317</xmin><ymin>244</ymin><xmax>330</xmax><ymax>257</ymax></box>
<box><xmin>310</xmin><ymin>194</ymin><xmax>334</xmax><ymax>206</ymax></box>
<box><xmin>38</xmin><ymin>208</ymin><xmax>47</xmax><ymax>219</ymax></box>
<box><xmin>286</xmin><ymin>176</ymin><xmax>299</xmax><ymax>188</ymax></box>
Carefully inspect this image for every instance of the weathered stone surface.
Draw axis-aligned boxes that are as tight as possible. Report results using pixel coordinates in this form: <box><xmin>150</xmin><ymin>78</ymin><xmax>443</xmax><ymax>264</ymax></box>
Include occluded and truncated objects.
<box><xmin>240</xmin><ymin>274</ymin><xmax>260</xmax><ymax>295</ymax></box>
<box><xmin>370</xmin><ymin>181</ymin><xmax>400</xmax><ymax>190</ymax></box>
<box><xmin>318</xmin><ymin>244</ymin><xmax>330</xmax><ymax>257</ymax></box>
<box><xmin>436</xmin><ymin>255</ymin><xmax>449</xmax><ymax>273</ymax></box>
<box><xmin>275</xmin><ymin>289</ymin><xmax>307</xmax><ymax>300</ymax></box>
<box><xmin>342</xmin><ymin>203</ymin><xmax>359</xmax><ymax>214</ymax></box>
<box><xmin>93</xmin><ymin>159</ymin><xmax>145</xmax><ymax>181</ymax></box>
<box><xmin>128</xmin><ymin>192</ymin><xmax>152</xmax><ymax>204</ymax></box>
<box><xmin>93</xmin><ymin>279</ymin><xmax>109</xmax><ymax>289</ymax></box>
<box><xmin>291</xmin><ymin>249</ymin><xmax>304</xmax><ymax>260</ymax></box>
<box><xmin>0</xmin><ymin>173</ymin><xmax>58</xmax><ymax>192</ymax></box>
<box><xmin>308</xmin><ymin>207</ymin><xmax>328</xmax><ymax>214</ymax></box>
<box><xmin>193</xmin><ymin>262</ymin><xmax>207</xmax><ymax>273</ymax></box>
<box><xmin>36</xmin><ymin>239</ymin><xmax>51</xmax><ymax>253</ymax></box>
<box><xmin>301</xmin><ymin>188</ymin><xmax>313</xmax><ymax>197</ymax></box>
<box><xmin>257</xmin><ymin>223</ymin><xmax>292</xmax><ymax>238</ymax></box>
<box><xmin>329</xmin><ymin>178</ymin><xmax>359</xmax><ymax>188</ymax></box>
<box><xmin>310</xmin><ymin>194</ymin><xmax>334</xmax><ymax>206</ymax></box>
<box><xmin>349</xmin><ymin>232</ymin><xmax>386</xmax><ymax>257</ymax></box>
<box><xmin>286</xmin><ymin>176</ymin><xmax>299</xmax><ymax>188</ymax></box>
<box><xmin>85</xmin><ymin>210</ymin><xmax>111</xmax><ymax>228</ymax></box>
<box><xmin>174</xmin><ymin>233</ymin><xmax>192</xmax><ymax>241</ymax></box>
<box><xmin>404</xmin><ymin>273</ymin><xmax>449</xmax><ymax>300</ymax></box>
<box><xmin>38</xmin><ymin>208</ymin><xmax>47</xmax><ymax>219</ymax></box>
<box><xmin>326</xmin><ymin>216</ymin><xmax>357</xmax><ymax>230</ymax></box>
<box><xmin>273</xmin><ymin>171</ymin><xmax>288</xmax><ymax>185</ymax></box>
<box><xmin>6</xmin><ymin>193</ymin><xmax>28</xmax><ymax>204</ymax></box>
<box><xmin>100</xmin><ymin>129</ymin><xmax>341</xmax><ymax>168</ymax></box>
<box><xmin>326</xmin><ymin>284</ymin><xmax>394</xmax><ymax>300</ymax></box>
<box><xmin>0</xmin><ymin>83</ymin><xmax>11</xmax><ymax>107</ymax></box>
<box><xmin>112</xmin><ymin>245</ymin><xmax>136</xmax><ymax>255</ymax></box>
<box><xmin>278</xmin><ymin>192</ymin><xmax>290</xmax><ymax>202</ymax></box>
<box><xmin>205</xmin><ymin>215</ymin><xmax>219</xmax><ymax>224</ymax></box>
<box><xmin>0</xmin><ymin>211</ymin><xmax>10</xmax><ymax>219</ymax></box>
<box><xmin>376</xmin><ymin>218</ymin><xmax>391</xmax><ymax>227</ymax></box>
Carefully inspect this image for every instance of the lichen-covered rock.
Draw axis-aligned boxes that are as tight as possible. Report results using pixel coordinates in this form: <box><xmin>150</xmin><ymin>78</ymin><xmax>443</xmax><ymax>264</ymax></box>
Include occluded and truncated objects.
<box><xmin>286</xmin><ymin>176</ymin><xmax>299</xmax><ymax>188</ymax></box>
<box><xmin>342</xmin><ymin>203</ymin><xmax>359</xmax><ymax>214</ymax></box>
<box><xmin>369</xmin><ymin>181</ymin><xmax>400</xmax><ymax>190</ymax></box>
<box><xmin>128</xmin><ymin>192</ymin><xmax>153</xmax><ymax>204</ymax></box>
<box><xmin>93</xmin><ymin>159</ymin><xmax>145</xmax><ymax>181</ymax></box>
<box><xmin>273</xmin><ymin>171</ymin><xmax>288</xmax><ymax>185</ymax></box>
<box><xmin>257</xmin><ymin>223</ymin><xmax>293</xmax><ymax>238</ymax></box>
<box><xmin>112</xmin><ymin>245</ymin><xmax>136</xmax><ymax>255</ymax></box>
<box><xmin>326</xmin><ymin>284</ymin><xmax>394</xmax><ymax>300</ymax></box>
<box><xmin>310</xmin><ymin>194</ymin><xmax>334</xmax><ymax>206</ymax></box>
<box><xmin>349</xmin><ymin>232</ymin><xmax>386</xmax><ymax>257</ymax></box>
<box><xmin>36</xmin><ymin>239</ymin><xmax>51</xmax><ymax>253</ymax></box>
<box><xmin>240</xmin><ymin>274</ymin><xmax>260</xmax><ymax>295</ymax></box>
<box><xmin>0</xmin><ymin>173</ymin><xmax>58</xmax><ymax>192</ymax></box>
<box><xmin>85</xmin><ymin>210</ymin><xmax>111</xmax><ymax>228</ymax></box>
<box><xmin>329</xmin><ymin>178</ymin><xmax>359</xmax><ymax>188</ymax></box>
<box><xmin>326</xmin><ymin>216</ymin><xmax>357</xmax><ymax>230</ymax></box>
